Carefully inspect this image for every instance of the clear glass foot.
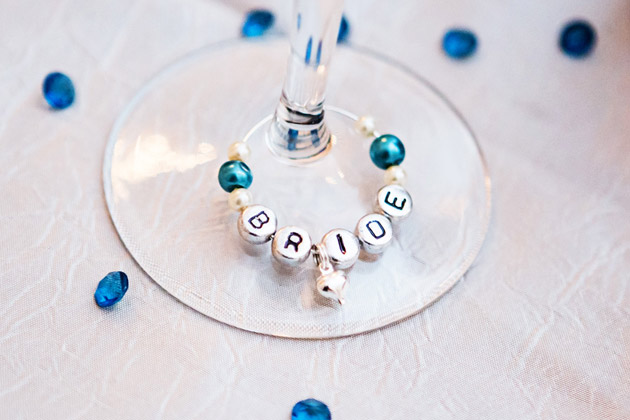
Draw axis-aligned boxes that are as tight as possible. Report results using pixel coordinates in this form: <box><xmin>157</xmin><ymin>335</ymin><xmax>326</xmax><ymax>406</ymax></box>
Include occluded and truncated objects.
<box><xmin>103</xmin><ymin>39</ymin><xmax>491</xmax><ymax>338</ymax></box>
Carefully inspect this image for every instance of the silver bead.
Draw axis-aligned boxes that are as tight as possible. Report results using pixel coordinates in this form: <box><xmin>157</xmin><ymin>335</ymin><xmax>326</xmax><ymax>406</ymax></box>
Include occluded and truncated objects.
<box><xmin>238</xmin><ymin>205</ymin><xmax>277</xmax><ymax>244</ymax></box>
<box><xmin>355</xmin><ymin>213</ymin><xmax>393</xmax><ymax>254</ymax></box>
<box><xmin>376</xmin><ymin>184</ymin><xmax>412</xmax><ymax>221</ymax></box>
<box><xmin>316</xmin><ymin>270</ymin><xmax>348</xmax><ymax>305</ymax></box>
<box><xmin>384</xmin><ymin>165</ymin><xmax>407</xmax><ymax>186</ymax></box>
<box><xmin>228</xmin><ymin>188</ymin><xmax>252</xmax><ymax>211</ymax></box>
<box><xmin>321</xmin><ymin>229</ymin><xmax>360</xmax><ymax>269</ymax></box>
<box><xmin>227</xmin><ymin>141</ymin><xmax>251</xmax><ymax>162</ymax></box>
<box><xmin>272</xmin><ymin>226</ymin><xmax>312</xmax><ymax>266</ymax></box>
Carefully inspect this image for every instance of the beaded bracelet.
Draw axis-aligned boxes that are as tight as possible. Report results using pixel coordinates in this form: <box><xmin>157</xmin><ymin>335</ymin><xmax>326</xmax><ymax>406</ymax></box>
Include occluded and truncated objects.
<box><xmin>216</xmin><ymin>119</ymin><xmax>412</xmax><ymax>305</ymax></box>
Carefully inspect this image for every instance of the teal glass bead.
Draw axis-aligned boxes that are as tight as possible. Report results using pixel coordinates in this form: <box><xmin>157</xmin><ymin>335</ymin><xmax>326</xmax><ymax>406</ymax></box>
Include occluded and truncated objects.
<box><xmin>218</xmin><ymin>160</ymin><xmax>253</xmax><ymax>192</ymax></box>
<box><xmin>369</xmin><ymin>134</ymin><xmax>406</xmax><ymax>170</ymax></box>
<box><xmin>291</xmin><ymin>399</ymin><xmax>331</xmax><ymax>420</ymax></box>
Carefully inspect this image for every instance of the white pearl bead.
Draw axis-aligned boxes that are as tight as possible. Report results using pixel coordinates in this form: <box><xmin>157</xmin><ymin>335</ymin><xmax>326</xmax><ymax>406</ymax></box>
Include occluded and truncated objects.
<box><xmin>384</xmin><ymin>165</ymin><xmax>407</xmax><ymax>186</ymax></box>
<box><xmin>227</xmin><ymin>141</ymin><xmax>251</xmax><ymax>162</ymax></box>
<box><xmin>354</xmin><ymin>115</ymin><xmax>375</xmax><ymax>137</ymax></box>
<box><xmin>228</xmin><ymin>188</ymin><xmax>252</xmax><ymax>211</ymax></box>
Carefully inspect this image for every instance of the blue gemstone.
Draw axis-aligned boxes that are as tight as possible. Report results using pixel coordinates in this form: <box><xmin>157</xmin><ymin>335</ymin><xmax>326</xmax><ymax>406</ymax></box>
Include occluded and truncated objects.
<box><xmin>560</xmin><ymin>20</ymin><xmax>596</xmax><ymax>58</ymax></box>
<box><xmin>94</xmin><ymin>271</ymin><xmax>129</xmax><ymax>308</ymax></box>
<box><xmin>337</xmin><ymin>15</ymin><xmax>350</xmax><ymax>43</ymax></box>
<box><xmin>291</xmin><ymin>399</ymin><xmax>331</xmax><ymax>420</ymax></box>
<box><xmin>218</xmin><ymin>160</ymin><xmax>253</xmax><ymax>192</ymax></box>
<box><xmin>442</xmin><ymin>29</ymin><xmax>477</xmax><ymax>59</ymax></box>
<box><xmin>242</xmin><ymin>9</ymin><xmax>275</xmax><ymax>37</ymax></box>
<box><xmin>370</xmin><ymin>134</ymin><xmax>406</xmax><ymax>170</ymax></box>
<box><xmin>42</xmin><ymin>72</ymin><xmax>75</xmax><ymax>109</ymax></box>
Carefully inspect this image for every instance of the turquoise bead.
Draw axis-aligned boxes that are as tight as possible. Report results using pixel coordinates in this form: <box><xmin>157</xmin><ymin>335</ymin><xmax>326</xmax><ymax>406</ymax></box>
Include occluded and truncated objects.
<box><xmin>218</xmin><ymin>160</ymin><xmax>253</xmax><ymax>192</ymax></box>
<box><xmin>369</xmin><ymin>134</ymin><xmax>405</xmax><ymax>170</ymax></box>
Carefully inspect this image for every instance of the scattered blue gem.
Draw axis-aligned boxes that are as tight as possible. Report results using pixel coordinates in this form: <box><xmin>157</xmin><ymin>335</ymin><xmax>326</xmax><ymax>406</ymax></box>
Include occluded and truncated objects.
<box><xmin>560</xmin><ymin>20</ymin><xmax>596</xmax><ymax>58</ymax></box>
<box><xmin>337</xmin><ymin>15</ymin><xmax>350</xmax><ymax>43</ymax></box>
<box><xmin>42</xmin><ymin>72</ymin><xmax>75</xmax><ymax>109</ymax></box>
<box><xmin>242</xmin><ymin>9</ymin><xmax>275</xmax><ymax>37</ymax></box>
<box><xmin>442</xmin><ymin>28</ymin><xmax>477</xmax><ymax>59</ymax></box>
<box><xmin>94</xmin><ymin>271</ymin><xmax>129</xmax><ymax>308</ymax></box>
<box><xmin>292</xmin><ymin>399</ymin><xmax>331</xmax><ymax>420</ymax></box>
<box><xmin>218</xmin><ymin>160</ymin><xmax>253</xmax><ymax>192</ymax></box>
<box><xmin>370</xmin><ymin>134</ymin><xmax>406</xmax><ymax>170</ymax></box>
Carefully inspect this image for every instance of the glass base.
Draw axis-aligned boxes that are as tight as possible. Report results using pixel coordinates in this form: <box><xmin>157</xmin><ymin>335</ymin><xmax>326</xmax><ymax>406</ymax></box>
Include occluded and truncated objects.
<box><xmin>103</xmin><ymin>38</ymin><xmax>491</xmax><ymax>338</ymax></box>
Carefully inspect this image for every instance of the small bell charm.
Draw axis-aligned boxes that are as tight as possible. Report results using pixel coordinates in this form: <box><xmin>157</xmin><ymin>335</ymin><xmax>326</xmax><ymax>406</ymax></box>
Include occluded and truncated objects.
<box><xmin>313</xmin><ymin>244</ymin><xmax>348</xmax><ymax>305</ymax></box>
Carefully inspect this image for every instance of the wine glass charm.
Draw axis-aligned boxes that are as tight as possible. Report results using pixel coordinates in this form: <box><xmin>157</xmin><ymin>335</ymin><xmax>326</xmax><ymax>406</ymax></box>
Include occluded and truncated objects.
<box><xmin>217</xmin><ymin>120</ymin><xmax>413</xmax><ymax>305</ymax></box>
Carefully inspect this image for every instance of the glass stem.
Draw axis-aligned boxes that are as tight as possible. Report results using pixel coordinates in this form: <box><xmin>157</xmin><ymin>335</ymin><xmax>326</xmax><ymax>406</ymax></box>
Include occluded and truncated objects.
<box><xmin>267</xmin><ymin>0</ymin><xmax>344</xmax><ymax>162</ymax></box>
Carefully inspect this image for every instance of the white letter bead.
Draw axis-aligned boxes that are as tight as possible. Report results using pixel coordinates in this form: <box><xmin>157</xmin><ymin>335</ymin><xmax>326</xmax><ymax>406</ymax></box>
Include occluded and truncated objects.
<box><xmin>376</xmin><ymin>185</ymin><xmax>412</xmax><ymax>221</ymax></box>
<box><xmin>356</xmin><ymin>213</ymin><xmax>393</xmax><ymax>254</ymax></box>
<box><xmin>272</xmin><ymin>226</ymin><xmax>312</xmax><ymax>266</ymax></box>
<box><xmin>321</xmin><ymin>229</ymin><xmax>360</xmax><ymax>269</ymax></box>
<box><xmin>238</xmin><ymin>205</ymin><xmax>277</xmax><ymax>244</ymax></box>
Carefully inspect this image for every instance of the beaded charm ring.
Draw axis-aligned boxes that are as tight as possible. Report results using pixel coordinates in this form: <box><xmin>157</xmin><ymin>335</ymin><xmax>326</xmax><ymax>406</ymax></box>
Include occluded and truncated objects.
<box><xmin>217</xmin><ymin>118</ymin><xmax>412</xmax><ymax>305</ymax></box>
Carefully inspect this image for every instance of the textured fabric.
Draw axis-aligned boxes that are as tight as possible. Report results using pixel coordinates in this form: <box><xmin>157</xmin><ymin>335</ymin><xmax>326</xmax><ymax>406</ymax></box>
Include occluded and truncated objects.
<box><xmin>1</xmin><ymin>0</ymin><xmax>629</xmax><ymax>419</ymax></box>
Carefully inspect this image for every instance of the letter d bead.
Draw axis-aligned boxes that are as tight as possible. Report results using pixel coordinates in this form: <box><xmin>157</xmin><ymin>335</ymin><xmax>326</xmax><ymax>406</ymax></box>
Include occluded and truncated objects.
<box><xmin>356</xmin><ymin>213</ymin><xmax>393</xmax><ymax>254</ymax></box>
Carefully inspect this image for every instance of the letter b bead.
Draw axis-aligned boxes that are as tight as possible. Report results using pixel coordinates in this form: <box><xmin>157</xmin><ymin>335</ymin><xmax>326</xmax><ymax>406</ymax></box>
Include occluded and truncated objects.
<box><xmin>238</xmin><ymin>205</ymin><xmax>277</xmax><ymax>244</ymax></box>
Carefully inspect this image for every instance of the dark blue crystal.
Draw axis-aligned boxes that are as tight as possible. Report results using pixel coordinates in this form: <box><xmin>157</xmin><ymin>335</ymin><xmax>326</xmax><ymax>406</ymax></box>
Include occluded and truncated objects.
<box><xmin>560</xmin><ymin>20</ymin><xmax>596</xmax><ymax>58</ymax></box>
<box><xmin>442</xmin><ymin>29</ymin><xmax>477</xmax><ymax>59</ymax></box>
<box><xmin>42</xmin><ymin>72</ymin><xmax>75</xmax><ymax>109</ymax></box>
<box><xmin>242</xmin><ymin>9</ymin><xmax>275</xmax><ymax>37</ymax></box>
<box><xmin>337</xmin><ymin>15</ymin><xmax>350</xmax><ymax>43</ymax></box>
<box><xmin>291</xmin><ymin>399</ymin><xmax>331</xmax><ymax>420</ymax></box>
<box><xmin>94</xmin><ymin>271</ymin><xmax>129</xmax><ymax>308</ymax></box>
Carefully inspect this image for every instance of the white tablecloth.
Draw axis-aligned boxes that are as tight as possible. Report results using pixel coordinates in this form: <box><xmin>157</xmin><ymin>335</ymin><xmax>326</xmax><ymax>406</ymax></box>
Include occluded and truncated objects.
<box><xmin>1</xmin><ymin>0</ymin><xmax>628</xmax><ymax>418</ymax></box>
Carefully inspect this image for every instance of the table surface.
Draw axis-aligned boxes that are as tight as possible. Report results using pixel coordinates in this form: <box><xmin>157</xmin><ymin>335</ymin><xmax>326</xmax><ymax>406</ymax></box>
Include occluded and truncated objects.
<box><xmin>1</xmin><ymin>0</ymin><xmax>629</xmax><ymax>419</ymax></box>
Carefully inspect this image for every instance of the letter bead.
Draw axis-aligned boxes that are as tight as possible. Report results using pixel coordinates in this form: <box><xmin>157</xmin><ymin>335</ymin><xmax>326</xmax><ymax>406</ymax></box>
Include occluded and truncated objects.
<box><xmin>321</xmin><ymin>229</ymin><xmax>360</xmax><ymax>269</ymax></box>
<box><xmin>272</xmin><ymin>226</ymin><xmax>312</xmax><ymax>266</ymax></box>
<box><xmin>376</xmin><ymin>185</ymin><xmax>412</xmax><ymax>221</ymax></box>
<box><xmin>238</xmin><ymin>205</ymin><xmax>277</xmax><ymax>244</ymax></box>
<box><xmin>355</xmin><ymin>213</ymin><xmax>393</xmax><ymax>254</ymax></box>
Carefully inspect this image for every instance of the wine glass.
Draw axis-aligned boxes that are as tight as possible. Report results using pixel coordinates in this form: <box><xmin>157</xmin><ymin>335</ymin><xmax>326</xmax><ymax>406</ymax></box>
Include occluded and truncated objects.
<box><xmin>103</xmin><ymin>0</ymin><xmax>491</xmax><ymax>338</ymax></box>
